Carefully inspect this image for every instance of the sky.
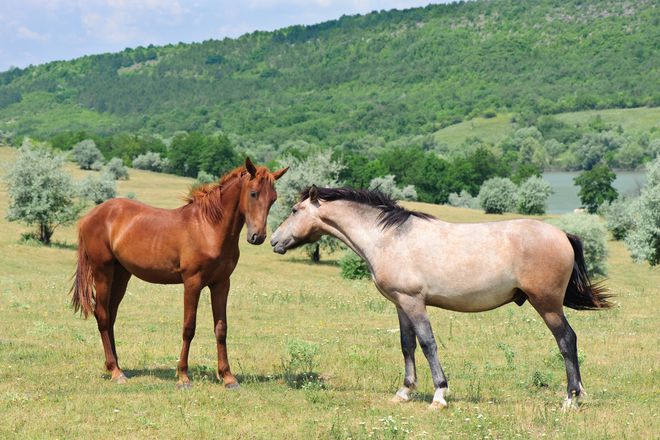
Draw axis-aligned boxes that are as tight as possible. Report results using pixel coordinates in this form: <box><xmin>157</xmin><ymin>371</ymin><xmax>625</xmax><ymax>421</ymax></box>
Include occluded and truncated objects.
<box><xmin>0</xmin><ymin>0</ymin><xmax>452</xmax><ymax>72</ymax></box>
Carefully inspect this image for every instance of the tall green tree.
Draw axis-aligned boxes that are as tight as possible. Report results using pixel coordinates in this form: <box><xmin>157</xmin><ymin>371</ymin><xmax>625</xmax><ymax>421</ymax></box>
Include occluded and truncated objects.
<box><xmin>574</xmin><ymin>164</ymin><xmax>618</xmax><ymax>213</ymax></box>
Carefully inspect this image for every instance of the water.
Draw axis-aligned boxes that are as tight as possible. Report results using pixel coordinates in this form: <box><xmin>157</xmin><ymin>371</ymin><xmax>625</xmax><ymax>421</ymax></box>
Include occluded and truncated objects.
<box><xmin>542</xmin><ymin>171</ymin><xmax>646</xmax><ymax>214</ymax></box>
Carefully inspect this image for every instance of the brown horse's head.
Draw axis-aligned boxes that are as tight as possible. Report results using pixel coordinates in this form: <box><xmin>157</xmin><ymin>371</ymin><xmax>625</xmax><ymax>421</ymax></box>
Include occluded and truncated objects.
<box><xmin>240</xmin><ymin>157</ymin><xmax>288</xmax><ymax>245</ymax></box>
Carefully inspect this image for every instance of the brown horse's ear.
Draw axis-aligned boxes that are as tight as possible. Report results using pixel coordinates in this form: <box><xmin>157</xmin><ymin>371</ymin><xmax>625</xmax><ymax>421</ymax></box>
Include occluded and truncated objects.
<box><xmin>272</xmin><ymin>166</ymin><xmax>289</xmax><ymax>181</ymax></box>
<box><xmin>309</xmin><ymin>184</ymin><xmax>319</xmax><ymax>203</ymax></box>
<box><xmin>245</xmin><ymin>157</ymin><xmax>257</xmax><ymax>178</ymax></box>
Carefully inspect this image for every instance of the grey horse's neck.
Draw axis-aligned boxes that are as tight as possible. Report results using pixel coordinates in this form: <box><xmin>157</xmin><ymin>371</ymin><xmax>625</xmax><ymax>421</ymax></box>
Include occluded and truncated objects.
<box><xmin>317</xmin><ymin>200</ymin><xmax>388</xmax><ymax>265</ymax></box>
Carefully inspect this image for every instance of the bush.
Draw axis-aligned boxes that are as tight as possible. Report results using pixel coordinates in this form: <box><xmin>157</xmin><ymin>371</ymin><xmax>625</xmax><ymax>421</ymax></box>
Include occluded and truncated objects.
<box><xmin>547</xmin><ymin>213</ymin><xmax>608</xmax><ymax>277</ymax></box>
<box><xmin>516</xmin><ymin>176</ymin><xmax>552</xmax><ymax>215</ymax></box>
<box><xmin>194</xmin><ymin>170</ymin><xmax>217</xmax><ymax>186</ymax></box>
<box><xmin>72</xmin><ymin>139</ymin><xmax>104</xmax><ymax>170</ymax></box>
<box><xmin>104</xmin><ymin>157</ymin><xmax>129</xmax><ymax>180</ymax></box>
<box><xmin>132</xmin><ymin>151</ymin><xmax>169</xmax><ymax>172</ymax></box>
<box><xmin>625</xmin><ymin>158</ymin><xmax>660</xmax><ymax>265</ymax></box>
<box><xmin>339</xmin><ymin>252</ymin><xmax>371</xmax><ymax>280</ymax></box>
<box><xmin>600</xmin><ymin>197</ymin><xmax>636</xmax><ymax>240</ymax></box>
<box><xmin>369</xmin><ymin>174</ymin><xmax>417</xmax><ymax>201</ymax></box>
<box><xmin>79</xmin><ymin>174</ymin><xmax>117</xmax><ymax>204</ymax></box>
<box><xmin>448</xmin><ymin>190</ymin><xmax>479</xmax><ymax>209</ymax></box>
<box><xmin>4</xmin><ymin>145</ymin><xmax>83</xmax><ymax>244</ymax></box>
<box><xmin>478</xmin><ymin>177</ymin><xmax>517</xmax><ymax>214</ymax></box>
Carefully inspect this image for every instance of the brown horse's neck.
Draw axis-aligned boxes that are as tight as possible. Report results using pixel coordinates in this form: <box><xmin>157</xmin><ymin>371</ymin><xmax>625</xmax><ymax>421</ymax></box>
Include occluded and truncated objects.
<box><xmin>191</xmin><ymin>175</ymin><xmax>246</xmax><ymax>247</ymax></box>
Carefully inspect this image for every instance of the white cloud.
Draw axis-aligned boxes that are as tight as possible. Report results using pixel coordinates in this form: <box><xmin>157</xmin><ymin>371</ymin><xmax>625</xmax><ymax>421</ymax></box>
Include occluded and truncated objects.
<box><xmin>17</xmin><ymin>26</ymin><xmax>50</xmax><ymax>42</ymax></box>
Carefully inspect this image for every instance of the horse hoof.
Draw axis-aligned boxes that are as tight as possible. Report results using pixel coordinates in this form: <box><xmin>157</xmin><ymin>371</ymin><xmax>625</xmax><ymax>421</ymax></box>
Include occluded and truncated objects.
<box><xmin>112</xmin><ymin>373</ymin><xmax>128</xmax><ymax>384</ymax></box>
<box><xmin>390</xmin><ymin>394</ymin><xmax>408</xmax><ymax>404</ymax></box>
<box><xmin>225</xmin><ymin>382</ymin><xmax>240</xmax><ymax>390</ymax></box>
<box><xmin>561</xmin><ymin>397</ymin><xmax>579</xmax><ymax>412</ymax></box>
<box><xmin>428</xmin><ymin>400</ymin><xmax>448</xmax><ymax>410</ymax></box>
<box><xmin>390</xmin><ymin>387</ymin><xmax>412</xmax><ymax>403</ymax></box>
<box><xmin>176</xmin><ymin>381</ymin><xmax>192</xmax><ymax>390</ymax></box>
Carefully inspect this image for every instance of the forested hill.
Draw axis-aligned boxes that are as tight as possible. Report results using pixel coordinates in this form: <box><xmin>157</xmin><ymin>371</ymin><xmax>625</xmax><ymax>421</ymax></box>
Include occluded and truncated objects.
<box><xmin>0</xmin><ymin>0</ymin><xmax>658</xmax><ymax>144</ymax></box>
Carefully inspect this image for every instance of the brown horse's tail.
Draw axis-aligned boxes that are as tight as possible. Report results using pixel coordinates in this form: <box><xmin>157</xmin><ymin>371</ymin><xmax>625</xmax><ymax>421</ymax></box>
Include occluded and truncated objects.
<box><xmin>71</xmin><ymin>228</ymin><xmax>95</xmax><ymax>319</ymax></box>
<box><xmin>564</xmin><ymin>233</ymin><xmax>613</xmax><ymax>310</ymax></box>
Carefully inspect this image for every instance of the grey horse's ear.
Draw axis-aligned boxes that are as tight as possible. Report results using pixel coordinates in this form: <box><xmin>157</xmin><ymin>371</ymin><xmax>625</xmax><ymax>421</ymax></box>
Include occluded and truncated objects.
<box><xmin>245</xmin><ymin>157</ymin><xmax>257</xmax><ymax>178</ymax></box>
<box><xmin>309</xmin><ymin>185</ymin><xmax>319</xmax><ymax>203</ymax></box>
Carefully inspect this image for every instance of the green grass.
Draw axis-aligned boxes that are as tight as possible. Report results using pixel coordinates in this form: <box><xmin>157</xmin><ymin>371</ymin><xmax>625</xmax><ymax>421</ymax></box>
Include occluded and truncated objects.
<box><xmin>0</xmin><ymin>146</ymin><xmax>658</xmax><ymax>438</ymax></box>
<box><xmin>430</xmin><ymin>107</ymin><xmax>660</xmax><ymax>148</ymax></box>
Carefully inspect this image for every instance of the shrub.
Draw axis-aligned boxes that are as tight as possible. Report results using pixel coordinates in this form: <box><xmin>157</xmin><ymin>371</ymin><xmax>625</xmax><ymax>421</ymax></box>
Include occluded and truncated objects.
<box><xmin>478</xmin><ymin>177</ymin><xmax>517</xmax><ymax>214</ymax></box>
<box><xmin>194</xmin><ymin>170</ymin><xmax>217</xmax><ymax>186</ymax></box>
<box><xmin>547</xmin><ymin>213</ymin><xmax>608</xmax><ymax>277</ymax></box>
<box><xmin>71</xmin><ymin>139</ymin><xmax>104</xmax><ymax>170</ymax></box>
<box><xmin>516</xmin><ymin>176</ymin><xmax>552</xmax><ymax>215</ymax></box>
<box><xmin>448</xmin><ymin>190</ymin><xmax>479</xmax><ymax>209</ymax></box>
<box><xmin>104</xmin><ymin>157</ymin><xmax>129</xmax><ymax>180</ymax></box>
<box><xmin>282</xmin><ymin>338</ymin><xmax>320</xmax><ymax>388</ymax></box>
<box><xmin>339</xmin><ymin>251</ymin><xmax>371</xmax><ymax>280</ymax></box>
<box><xmin>599</xmin><ymin>197</ymin><xmax>637</xmax><ymax>240</ymax></box>
<box><xmin>369</xmin><ymin>174</ymin><xmax>417</xmax><ymax>201</ymax></box>
<box><xmin>625</xmin><ymin>158</ymin><xmax>660</xmax><ymax>265</ymax></box>
<box><xmin>132</xmin><ymin>151</ymin><xmax>169</xmax><ymax>172</ymax></box>
<box><xmin>79</xmin><ymin>173</ymin><xmax>117</xmax><ymax>204</ymax></box>
<box><xmin>4</xmin><ymin>145</ymin><xmax>83</xmax><ymax>244</ymax></box>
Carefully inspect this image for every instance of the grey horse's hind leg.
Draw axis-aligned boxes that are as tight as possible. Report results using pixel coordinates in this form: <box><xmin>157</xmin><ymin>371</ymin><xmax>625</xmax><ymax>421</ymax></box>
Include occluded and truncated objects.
<box><xmin>403</xmin><ymin>307</ymin><xmax>449</xmax><ymax>409</ymax></box>
<box><xmin>548</xmin><ymin>314</ymin><xmax>585</xmax><ymax>410</ymax></box>
<box><xmin>391</xmin><ymin>306</ymin><xmax>418</xmax><ymax>403</ymax></box>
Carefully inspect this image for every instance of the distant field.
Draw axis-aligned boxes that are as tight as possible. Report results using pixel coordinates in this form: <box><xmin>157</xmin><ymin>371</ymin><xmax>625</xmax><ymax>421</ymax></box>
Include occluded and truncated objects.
<box><xmin>431</xmin><ymin>107</ymin><xmax>660</xmax><ymax>148</ymax></box>
<box><xmin>0</xmin><ymin>146</ymin><xmax>658</xmax><ymax>439</ymax></box>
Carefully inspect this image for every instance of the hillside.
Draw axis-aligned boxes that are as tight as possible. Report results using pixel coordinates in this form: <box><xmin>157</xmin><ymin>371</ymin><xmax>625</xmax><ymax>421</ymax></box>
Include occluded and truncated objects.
<box><xmin>0</xmin><ymin>0</ymin><xmax>658</xmax><ymax>145</ymax></box>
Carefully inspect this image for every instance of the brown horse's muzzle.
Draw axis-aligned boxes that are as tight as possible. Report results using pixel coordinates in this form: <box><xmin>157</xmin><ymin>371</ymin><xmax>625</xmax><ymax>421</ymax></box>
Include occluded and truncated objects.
<box><xmin>247</xmin><ymin>228</ymin><xmax>266</xmax><ymax>245</ymax></box>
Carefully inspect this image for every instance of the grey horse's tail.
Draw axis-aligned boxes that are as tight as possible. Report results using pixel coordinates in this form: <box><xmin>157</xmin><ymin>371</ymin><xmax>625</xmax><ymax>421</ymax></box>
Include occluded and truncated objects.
<box><xmin>564</xmin><ymin>233</ymin><xmax>613</xmax><ymax>310</ymax></box>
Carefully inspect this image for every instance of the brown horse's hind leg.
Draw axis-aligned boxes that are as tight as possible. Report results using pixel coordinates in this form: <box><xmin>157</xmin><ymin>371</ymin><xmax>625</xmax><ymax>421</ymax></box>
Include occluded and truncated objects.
<box><xmin>92</xmin><ymin>263</ymin><xmax>126</xmax><ymax>383</ymax></box>
<box><xmin>210</xmin><ymin>280</ymin><xmax>239</xmax><ymax>388</ymax></box>
<box><xmin>107</xmin><ymin>264</ymin><xmax>131</xmax><ymax>382</ymax></box>
<box><xmin>528</xmin><ymin>297</ymin><xmax>584</xmax><ymax>410</ymax></box>
<box><xmin>176</xmin><ymin>278</ymin><xmax>203</xmax><ymax>389</ymax></box>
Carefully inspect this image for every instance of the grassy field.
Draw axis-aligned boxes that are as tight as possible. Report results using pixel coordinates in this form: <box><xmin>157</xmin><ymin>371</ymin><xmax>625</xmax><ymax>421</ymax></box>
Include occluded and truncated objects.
<box><xmin>431</xmin><ymin>106</ymin><xmax>660</xmax><ymax>148</ymax></box>
<box><xmin>0</xmin><ymin>146</ymin><xmax>658</xmax><ymax>439</ymax></box>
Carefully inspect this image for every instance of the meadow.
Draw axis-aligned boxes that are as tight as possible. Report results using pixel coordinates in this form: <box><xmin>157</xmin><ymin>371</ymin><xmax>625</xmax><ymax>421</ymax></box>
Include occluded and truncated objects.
<box><xmin>0</xmin><ymin>146</ymin><xmax>658</xmax><ymax>439</ymax></box>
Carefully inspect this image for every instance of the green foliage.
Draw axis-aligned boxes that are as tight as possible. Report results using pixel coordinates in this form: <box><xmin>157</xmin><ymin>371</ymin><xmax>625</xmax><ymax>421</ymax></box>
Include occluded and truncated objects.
<box><xmin>132</xmin><ymin>151</ymin><xmax>169</xmax><ymax>172</ymax></box>
<box><xmin>71</xmin><ymin>139</ymin><xmax>104</xmax><ymax>170</ymax></box>
<box><xmin>368</xmin><ymin>175</ymin><xmax>417</xmax><ymax>201</ymax></box>
<box><xmin>447</xmin><ymin>190</ymin><xmax>479</xmax><ymax>209</ymax></box>
<box><xmin>339</xmin><ymin>252</ymin><xmax>371</xmax><ymax>280</ymax></box>
<box><xmin>547</xmin><ymin>213</ymin><xmax>608</xmax><ymax>277</ymax></box>
<box><xmin>478</xmin><ymin>177</ymin><xmax>517</xmax><ymax>214</ymax></box>
<box><xmin>167</xmin><ymin>132</ymin><xmax>240</xmax><ymax>178</ymax></box>
<box><xmin>625</xmin><ymin>158</ymin><xmax>660</xmax><ymax>266</ymax></box>
<box><xmin>79</xmin><ymin>173</ymin><xmax>117</xmax><ymax>204</ymax></box>
<box><xmin>282</xmin><ymin>338</ymin><xmax>320</xmax><ymax>388</ymax></box>
<box><xmin>574</xmin><ymin>164</ymin><xmax>618</xmax><ymax>213</ymax></box>
<box><xmin>4</xmin><ymin>145</ymin><xmax>83</xmax><ymax>244</ymax></box>
<box><xmin>104</xmin><ymin>157</ymin><xmax>129</xmax><ymax>180</ymax></box>
<box><xmin>600</xmin><ymin>197</ymin><xmax>636</xmax><ymax>240</ymax></box>
<box><xmin>194</xmin><ymin>170</ymin><xmax>217</xmax><ymax>186</ymax></box>
<box><xmin>516</xmin><ymin>176</ymin><xmax>552</xmax><ymax>215</ymax></box>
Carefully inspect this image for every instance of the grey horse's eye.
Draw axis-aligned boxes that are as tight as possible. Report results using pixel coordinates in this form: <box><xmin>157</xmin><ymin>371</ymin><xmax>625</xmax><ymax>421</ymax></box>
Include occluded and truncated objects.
<box><xmin>292</xmin><ymin>206</ymin><xmax>298</xmax><ymax>214</ymax></box>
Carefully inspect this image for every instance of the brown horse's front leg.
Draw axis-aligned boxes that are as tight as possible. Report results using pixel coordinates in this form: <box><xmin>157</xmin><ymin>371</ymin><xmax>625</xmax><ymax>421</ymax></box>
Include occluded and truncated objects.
<box><xmin>210</xmin><ymin>280</ymin><xmax>239</xmax><ymax>388</ymax></box>
<box><xmin>176</xmin><ymin>279</ymin><xmax>202</xmax><ymax>389</ymax></box>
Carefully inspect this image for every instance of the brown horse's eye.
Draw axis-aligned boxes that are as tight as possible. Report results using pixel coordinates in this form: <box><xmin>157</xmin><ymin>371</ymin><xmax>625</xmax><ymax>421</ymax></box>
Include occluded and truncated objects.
<box><xmin>250</xmin><ymin>191</ymin><xmax>258</xmax><ymax>198</ymax></box>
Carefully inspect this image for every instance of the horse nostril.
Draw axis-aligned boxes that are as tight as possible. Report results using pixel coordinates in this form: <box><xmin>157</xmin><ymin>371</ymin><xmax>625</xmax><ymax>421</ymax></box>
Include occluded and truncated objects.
<box><xmin>250</xmin><ymin>233</ymin><xmax>258</xmax><ymax>243</ymax></box>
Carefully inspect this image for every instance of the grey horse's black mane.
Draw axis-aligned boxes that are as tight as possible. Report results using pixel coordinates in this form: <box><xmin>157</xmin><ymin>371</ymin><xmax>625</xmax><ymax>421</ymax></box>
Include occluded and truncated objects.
<box><xmin>299</xmin><ymin>186</ymin><xmax>435</xmax><ymax>229</ymax></box>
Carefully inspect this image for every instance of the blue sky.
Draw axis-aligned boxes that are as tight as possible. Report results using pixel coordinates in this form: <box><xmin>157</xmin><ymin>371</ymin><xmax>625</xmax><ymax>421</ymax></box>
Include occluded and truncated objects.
<box><xmin>0</xmin><ymin>0</ymin><xmax>451</xmax><ymax>72</ymax></box>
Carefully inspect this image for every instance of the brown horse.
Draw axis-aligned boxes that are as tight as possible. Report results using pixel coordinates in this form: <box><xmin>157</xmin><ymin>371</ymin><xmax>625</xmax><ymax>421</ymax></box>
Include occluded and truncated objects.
<box><xmin>71</xmin><ymin>157</ymin><xmax>287</xmax><ymax>388</ymax></box>
<box><xmin>270</xmin><ymin>186</ymin><xmax>612</xmax><ymax>409</ymax></box>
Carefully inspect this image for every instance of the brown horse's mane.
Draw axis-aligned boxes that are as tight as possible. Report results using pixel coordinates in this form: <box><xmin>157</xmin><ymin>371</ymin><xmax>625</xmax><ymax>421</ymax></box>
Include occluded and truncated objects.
<box><xmin>184</xmin><ymin>165</ymin><xmax>274</xmax><ymax>223</ymax></box>
<box><xmin>299</xmin><ymin>186</ymin><xmax>435</xmax><ymax>229</ymax></box>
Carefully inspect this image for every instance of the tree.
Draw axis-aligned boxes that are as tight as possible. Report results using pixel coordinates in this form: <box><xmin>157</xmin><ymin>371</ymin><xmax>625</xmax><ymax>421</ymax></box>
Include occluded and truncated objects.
<box><xmin>5</xmin><ymin>146</ymin><xmax>83</xmax><ymax>244</ymax></box>
<box><xmin>72</xmin><ymin>139</ymin><xmax>104</xmax><ymax>170</ymax></box>
<box><xmin>268</xmin><ymin>152</ymin><xmax>344</xmax><ymax>262</ymax></box>
<box><xmin>478</xmin><ymin>177</ymin><xmax>517</xmax><ymax>214</ymax></box>
<box><xmin>369</xmin><ymin>175</ymin><xmax>417</xmax><ymax>201</ymax></box>
<box><xmin>625</xmin><ymin>158</ymin><xmax>660</xmax><ymax>265</ymax></box>
<box><xmin>132</xmin><ymin>151</ymin><xmax>169</xmax><ymax>172</ymax></box>
<box><xmin>574</xmin><ymin>164</ymin><xmax>618</xmax><ymax>214</ymax></box>
<box><xmin>516</xmin><ymin>176</ymin><xmax>552</xmax><ymax>215</ymax></box>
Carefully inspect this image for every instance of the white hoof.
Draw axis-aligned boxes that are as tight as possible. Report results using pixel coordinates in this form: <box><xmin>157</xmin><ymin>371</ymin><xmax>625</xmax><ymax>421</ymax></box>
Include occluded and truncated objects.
<box><xmin>391</xmin><ymin>387</ymin><xmax>413</xmax><ymax>403</ymax></box>
<box><xmin>429</xmin><ymin>388</ymin><xmax>448</xmax><ymax>410</ymax></box>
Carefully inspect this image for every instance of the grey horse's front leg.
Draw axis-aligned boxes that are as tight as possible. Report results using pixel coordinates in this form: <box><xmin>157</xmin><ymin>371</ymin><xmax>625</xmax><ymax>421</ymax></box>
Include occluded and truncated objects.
<box><xmin>409</xmin><ymin>309</ymin><xmax>449</xmax><ymax>409</ymax></box>
<box><xmin>392</xmin><ymin>306</ymin><xmax>418</xmax><ymax>403</ymax></box>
